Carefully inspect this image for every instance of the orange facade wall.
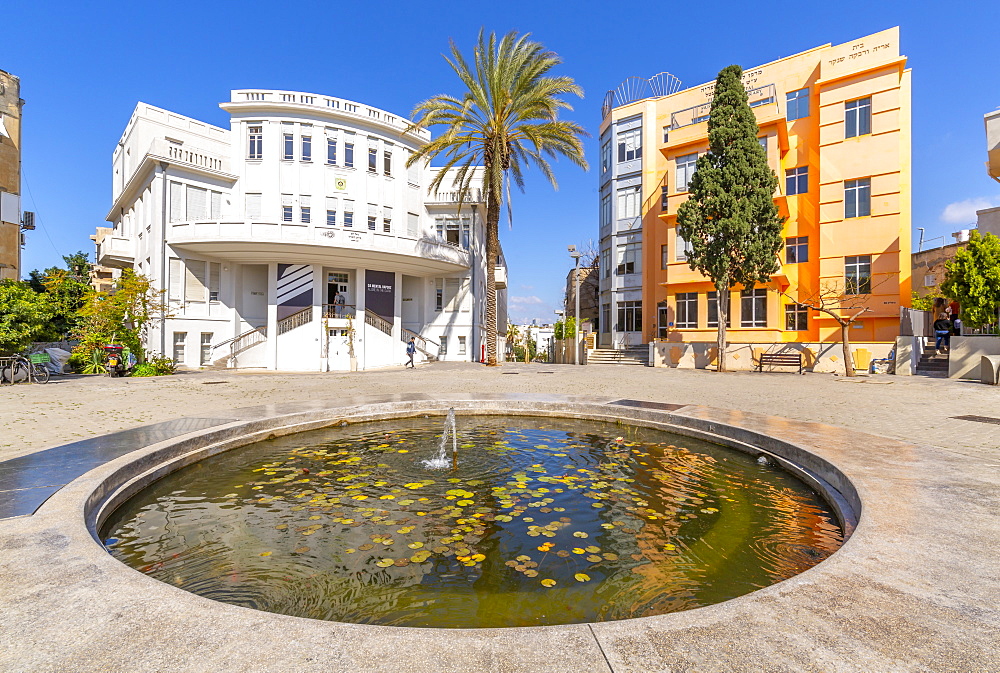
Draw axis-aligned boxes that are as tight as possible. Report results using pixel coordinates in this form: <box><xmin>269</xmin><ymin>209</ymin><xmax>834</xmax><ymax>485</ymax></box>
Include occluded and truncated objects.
<box><xmin>607</xmin><ymin>28</ymin><xmax>910</xmax><ymax>347</ymax></box>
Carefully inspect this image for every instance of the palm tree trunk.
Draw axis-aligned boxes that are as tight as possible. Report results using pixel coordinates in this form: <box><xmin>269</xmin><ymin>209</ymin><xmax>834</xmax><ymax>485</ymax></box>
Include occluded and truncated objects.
<box><xmin>484</xmin><ymin>195</ymin><xmax>501</xmax><ymax>366</ymax></box>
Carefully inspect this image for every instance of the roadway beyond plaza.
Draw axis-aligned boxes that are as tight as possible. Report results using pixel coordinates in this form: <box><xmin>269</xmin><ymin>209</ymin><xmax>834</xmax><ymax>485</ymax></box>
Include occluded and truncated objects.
<box><xmin>1</xmin><ymin>361</ymin><xmax>998</xmax><ymax>464</ymax></box>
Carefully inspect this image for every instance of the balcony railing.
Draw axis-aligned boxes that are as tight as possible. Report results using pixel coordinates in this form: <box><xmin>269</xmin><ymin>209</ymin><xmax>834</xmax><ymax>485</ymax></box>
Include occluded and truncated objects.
<box><xmin>322</xmin><ymin>304</ymin><xmax>357</xmax><ymax>319</ymax></box>
<box><xmin>150</xmin><ymin>138</ymin><xmax>230</xmax><ymax>174</ymax></box>
<box><xmin>427</xmin><ymin>189</ymin><xmax>483</xmax><ymax>204</ymax></box>
<box><xmin>668</xmin><ymin>83</ymin><xmax>778</xmax><ymax>130</ymax></box>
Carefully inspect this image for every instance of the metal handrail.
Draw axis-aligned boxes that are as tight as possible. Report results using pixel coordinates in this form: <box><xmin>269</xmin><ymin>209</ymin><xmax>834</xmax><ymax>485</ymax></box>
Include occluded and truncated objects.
<box><xmin>277</xmin><ymin>306</ymin><xmax>314</xmax><ymax>335</ymax></box>
<box><xmin>322</xmin><ymin>304</ymin><xmax>357</xmax><ymax>319</ymax></box>
<box><xmin>401</xmin><ymin>328</ymin><xmax>440</xmax><ymax>360</ymax></box>
<box><xmin>364</xmin><ymin>309</ymin><xmax>393</xmax><ymax>336</ymax></box>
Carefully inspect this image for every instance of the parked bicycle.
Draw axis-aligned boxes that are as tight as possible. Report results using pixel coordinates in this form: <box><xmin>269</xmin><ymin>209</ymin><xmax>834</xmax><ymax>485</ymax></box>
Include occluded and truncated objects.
<box><xmin>0</xmin><ymin>353</ymin><xmax>51</xmax><ymax>384</ymax></box>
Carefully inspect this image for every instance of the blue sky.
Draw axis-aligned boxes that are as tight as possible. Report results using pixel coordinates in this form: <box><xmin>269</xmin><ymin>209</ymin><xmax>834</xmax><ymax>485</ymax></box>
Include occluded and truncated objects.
<box><xmin>4</xmin><ymin>0</ymin><xmax>998</xmax><ymax>324</ymax></box>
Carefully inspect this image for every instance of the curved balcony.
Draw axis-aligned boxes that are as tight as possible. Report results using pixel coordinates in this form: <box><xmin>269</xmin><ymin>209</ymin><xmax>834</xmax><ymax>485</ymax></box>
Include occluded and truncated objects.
<box><xmin>166</xmin><ymin>220</ymin><xmax>470</xmax><ymax>275</ymax></box>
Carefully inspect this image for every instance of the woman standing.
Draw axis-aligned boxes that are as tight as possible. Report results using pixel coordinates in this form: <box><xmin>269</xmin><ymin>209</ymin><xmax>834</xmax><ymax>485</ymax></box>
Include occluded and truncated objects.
<box><xmin>933</xmin><ymin>313</ymin><xmax>953</xmax><ymax>354</ymax></box>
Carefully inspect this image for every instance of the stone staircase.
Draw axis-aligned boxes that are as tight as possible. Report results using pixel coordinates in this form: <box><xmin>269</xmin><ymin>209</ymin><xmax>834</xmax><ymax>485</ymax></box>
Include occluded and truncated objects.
<box><xmin>587</xmin><ymin>345</ymin><xmax>649</xmax><ymax>366</ymax></box>
<box><xmin>915</xmin><ymin>343</ymin><xmax>950</xmax><ymax>377</ymax></box>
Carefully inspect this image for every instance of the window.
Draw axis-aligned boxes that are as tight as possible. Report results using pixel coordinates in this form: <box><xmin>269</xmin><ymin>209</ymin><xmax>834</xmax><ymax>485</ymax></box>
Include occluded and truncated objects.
<box><xmin>615</xmin><ymin>236</ymin><xmax>641</xmax><ymax>275</ymax></box>
<box><xmin>741</xmin><ymin>288</ymin><xmax>767</xmax><ymax>327</ymax></box>
<box><xmin>657</xmin><ymin>304</ymin><xmax>669</xmax><ymax>338</ymax></box>
<box><xmin>457</xmin><ymin>336</ymin><xmax>467</xmax><ymax>355</ymax></box>
<box><xmin>368</xmin><ymin>215</ymin><xmax>377</xmax><ymax>230</ymax></box>
<box><xmin>344</xmin><ymin>201</ymin><xmax>354</xmax><ymax>227</ymax></box>
<box><xmin>345</xmin><ymin>142</ymin><xmax>354</xmax><ymax>168</ymax></box>
<box><xmin>676</xmin><ymin>153</ymin><xmax>698</xmax><ymax>192</ymax></box>
<box><xmin>616</xmin><ymin>301</ymin><xmax>642</xmax><ymax>332</ymax></box>
<box><xmin>281</xmin><ymin>194</ymin><xmax>293</xmax><ymax>222</ymax></box>
<box><xmin>844</xmin><ymin>178</ymin><xmax>871</xmax><ymax>218</ymax></box>
<box><xmin>785</xmin><ymin>236</ymin><xmax>808</xmax><ymax>264</ymax></box>
<box><xmin>601</xmin><ymin>303</ymin><xmax>611</xmax><ymax>333</ymax></box>
<box><xmin>758</xmin><ymin>136</ymin><xmax>768</xmax><ymax>156</ymax></box>
<box><xmin>786</xmin><ymin>166</ymin><xmax>808</xmax><ymax>195</ymax></box>
<box><xmin>301</xmin><ymin>136</ymin><xmax>312</xmax><ymax>162</ymax></box>
<box><xmin>407</xmin><ymin>151</ymin><xmax>419</xmax><ymax>186</ymax></box>
<box><xmin>617</xmin><ymin>185</ymin><xmax>640</xmax><ymax>220</ymax></box>
<box><xmin>384</xmin><ymin>150</ymin><xmax>392</xmax><ymax>176</ymax></box>
<box><xmin>785</xmin><ymin>304</ymin><xmax>809</xmax><ymax>331</ymax></box>
<box><xmin>439</xmin><ymin>335</ymin><xmax>448</xmax><ymax>356</ymax></box>
<box><xmin>407</xmin><ymin>212</ymin><xmax>419</xmax><ymax>237</ymax></box>
<box><xmin>662</xmin><ymin>126</ymin><xmax>670</xmax><ymax>143</ymax></box>
<box><xmin>617</xmin><ymin>127</ymin><xmax>642</xmax><ymax>162</ymax></box>
<box><xmin>185</xmin><ymin>185</ymin><xmax>208</xmax><ymax>220</ymax></box>
<box><xmin>845</xmin><ymin>255</ymin><xmax>872</xmax><ymax>294</ymax></box>
<box><xmin>660</xmin><ymin>184</ymin><xmax>669</xmax><ymax>210</ymax></box>
<box><xmin>301</xmin><ymin>206</ymin><xmax>311</xmax><ymax>223</ymax></box>
<box><xmin>707</xmin><ymin>291</ymin><xmax>731</xmax><ymax>328</ymax></box>
<box><xmin>786</xmin><ymin>88</ymin><xmax>809</xmax><ymax>121</ymax></box>
<box><xmin>436</xmin><ymin>218</ymin><xmax>461</xmax><ymax>246</ymax></box>
<box><xmin>200</xmin><ymin>333</ymin><xmax>213</xmax><ymax>366</ymax></box>
<box><xmin>327</xmin><ymin>137</ymin><xmax>337</xmax><ymax>164</ymax></box>
<box><xmin>247</xmin><ymin>125</ymin><xmax>263</xmax><ymax>159</ymax></box>
<box><xmin>246</xmin><ymin>193</ymin><xmax>262</xmax><ymax>220</ymax></box>
<box><xmin>326</xmin><ymin>196</ymin><xmax>337</xmax><ymax>226</ymax></box>
<box><xmin>434</xmin><ymin>278</ymin><xmax>469</xmax><ymax>312</ymax></box>
<box><xmin>600</xmin><ymin>192</ymin><xmax>612</xmax><ymax>227</ymax></box>
<box><xmin>172</xmin><ymin>332</ymin><xmax>186</xmax><ymax>364</ymax></box>
<box><xmin>845</xmin><ymin>97</ymin><xmax>872</xmax><ymax>138</ymax></box>
<box><xmin>383</xmin><ymin>207</ymin><xmax>392</xmax><ymax>233</ymax></box>
<box><xmin>368</xmin><ymin>148</ymin><xmax>378</xmax><ymax>173</ymax></box>
<box><xmin>601</xmin><ymin>141</ymin><xmax>611</xmax><ymax>175</ymax></box>
<box><xmin>661</xmin><ymin>244</ymin><xmax>669</xmax><ymax>270</ymax></box>
<box><xmin>675</xmin><ymin>292</ymin><xmax>698</xmax><ymax>328</ymax></box>
<box><xmin>923</xmin><ymin>274</ymin><xmax>937</xmax><ymax>287</ymax></box>
<box><xmin>169</xmin><ymin>181</ymin><xmax>183</xmax><ymax>222</ymax></box>
<box><xmin>675</xmin><ymin>231</ymin><xmax>692</xmax><ymax>261</ymax></box>
<box><xmin>283</xmin><ymin>133</ymin><xmax>294</xmax><ymax>160</ymax></box>
<box><xmin>600</xmin><ymin>247</ymin><xmax>611</xmax><ymax>279</ymax></box>
<box><xmin>210</xmin><ymin>191</ymin><xmax>222</xmax><ymax>219</ymax></box>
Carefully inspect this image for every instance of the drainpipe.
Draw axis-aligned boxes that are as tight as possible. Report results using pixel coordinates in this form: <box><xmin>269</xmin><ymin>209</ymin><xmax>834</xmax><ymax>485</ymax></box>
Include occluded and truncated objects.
<box><xmin>470</xmin><ymin>205</ymin><xmax>478</xmax><ymax>362</ymax></box>
<box><xmin>159</xmin><ymin>161</ymin><xmax>169</xmax><ymax>359</ymax></box>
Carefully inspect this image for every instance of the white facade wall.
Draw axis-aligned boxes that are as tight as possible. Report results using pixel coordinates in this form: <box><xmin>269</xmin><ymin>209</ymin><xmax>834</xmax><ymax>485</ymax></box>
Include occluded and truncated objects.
<box><xmin>101</xmin><ymin>92</ymin><xmax>503</xmax><ymax>371</ymax></box>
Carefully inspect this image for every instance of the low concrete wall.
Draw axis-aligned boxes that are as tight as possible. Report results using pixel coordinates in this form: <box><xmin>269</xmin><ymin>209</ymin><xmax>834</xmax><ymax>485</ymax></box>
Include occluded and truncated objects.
<box><xmin>948</xmin><ymin>335</ymin><xmax>1000</xmax><ymax>380</ymax></box>
<box><xmin>894</xmin><ymin>335</ymin><xmax>929</xmax><ymax>376</ymax></box>
<box><xmin>650</xmin><ymin>341</ymin><xmax>893</xmax><ymax>373</ymax></box>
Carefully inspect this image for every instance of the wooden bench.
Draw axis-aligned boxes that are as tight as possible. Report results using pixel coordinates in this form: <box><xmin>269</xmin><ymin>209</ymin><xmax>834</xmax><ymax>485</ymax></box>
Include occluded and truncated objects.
<box><xmin>757</xmin><ymin>352</ymin><xmax>804</xmax><ymax>374</ymax></box>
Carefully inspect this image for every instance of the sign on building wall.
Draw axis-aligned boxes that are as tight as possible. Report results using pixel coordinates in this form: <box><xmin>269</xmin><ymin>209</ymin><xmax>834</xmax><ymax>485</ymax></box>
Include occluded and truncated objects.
<box><xmin>365</xmin><ymin>269</ymin><xmax>395</xmax><ymax>322</ymax></box>
<box><xmin>277</xmin><ymin>263</ymin><xmax>312</xmax><ymax>320</ymax></box>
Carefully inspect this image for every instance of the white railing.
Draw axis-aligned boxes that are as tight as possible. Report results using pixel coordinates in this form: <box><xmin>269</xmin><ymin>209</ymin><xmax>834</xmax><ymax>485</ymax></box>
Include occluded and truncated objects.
<box><xmin>365</xmin><ymin>310</ymin><xmax>393</xmax><ymax>336</ymax></box>
<box><xmin>150</xmin><ymin>138</ymin><xmax>230</xmax><ymax>173</ymax></box>
<box><xmin>428</xmin><ymin>189</ymin><xmax>483</xmax><ymax>204</ymax></box>
<box><xmin>401</xmin><ymin>328</ymin><xmax>439</xmax><ymax>361</ymax></box>
<box><xmin>231</xmin><ymin>89</ymin><xmax>430</xmax><ymax>140</ymax></box>
<box><xmin>322</xmin><ymin>304</ymin><xmax>357</xmax><ymax>319</ymax></box>
<box><xmin>277</xmin><ymin>306</ymin><xmax>313</xmax><ymax>335</ymax></box>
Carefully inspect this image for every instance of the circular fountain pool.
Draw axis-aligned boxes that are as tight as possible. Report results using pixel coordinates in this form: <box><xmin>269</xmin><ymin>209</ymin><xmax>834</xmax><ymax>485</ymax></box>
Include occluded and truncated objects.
<box><xmin>101</xmin><ymin>414</ymin><xmax>843</xmax><ymax>628</ymax></box>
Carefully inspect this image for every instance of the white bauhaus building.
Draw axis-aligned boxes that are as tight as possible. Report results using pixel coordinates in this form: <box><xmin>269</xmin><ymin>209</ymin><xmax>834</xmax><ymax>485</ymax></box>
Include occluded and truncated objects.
<box><xmin>97</xmin><ymin>90</ymin><xmax>507</xmax><ymax>371</ymax></box>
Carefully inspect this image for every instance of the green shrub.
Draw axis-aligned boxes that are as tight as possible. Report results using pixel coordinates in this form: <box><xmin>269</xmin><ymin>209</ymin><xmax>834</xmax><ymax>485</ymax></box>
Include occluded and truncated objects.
<box><xmin>130</xmin><ymin>363</ymin><xmax>158</xmax><ymax>377</ymax></box>
<box><xmin>148</xmin><ymin>355</ymin><xmax>176</xmax><ymax>375</ymax></box>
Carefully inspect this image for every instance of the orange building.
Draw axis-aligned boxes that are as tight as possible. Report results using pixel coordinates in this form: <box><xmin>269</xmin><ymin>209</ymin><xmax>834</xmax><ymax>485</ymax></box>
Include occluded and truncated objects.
<box><xmin>597</xmin><ymin>28</ymin><xmax>911</xmax><ymax>369</ymax></box>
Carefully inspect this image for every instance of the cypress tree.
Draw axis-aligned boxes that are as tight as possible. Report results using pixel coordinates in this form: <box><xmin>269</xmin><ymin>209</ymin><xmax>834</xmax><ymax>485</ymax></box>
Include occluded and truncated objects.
<box><xmin>676</xmin><ymin>65</ymin><xmax>785</xmax><ymax>371</ymax></box>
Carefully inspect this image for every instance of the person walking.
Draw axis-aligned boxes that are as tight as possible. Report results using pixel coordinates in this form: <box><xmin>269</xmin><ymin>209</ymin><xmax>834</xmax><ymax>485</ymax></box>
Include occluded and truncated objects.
<box><xmin>406</xmin><ymin>337</ymin><xmax>417</xmax><ymax>368</ymax></box>
<box><xmin>933</xmin><ymin>312</ymin><xmax>953</xmax><ymax>354</ymax></box>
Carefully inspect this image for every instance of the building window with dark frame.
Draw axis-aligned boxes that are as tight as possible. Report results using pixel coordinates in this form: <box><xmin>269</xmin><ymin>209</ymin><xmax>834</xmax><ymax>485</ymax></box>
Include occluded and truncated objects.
<box><xmin>616</xmin><ymin>300</ymin><xmax>642</xmax><ymax>332</ymax></box>
<box><xmin>785</xmin><ymin>236</ymin><xmax>808</xmax><ymax>264</ymax></box>
<box><xmin>368</xmin><ymin>148</ymin><xmax>378</xmax><ymax>173</ymax></box>
<box><xmin>301</xmin><ymin>206</ymin><xmax>311</xmax><ymax>224</ymax></box>
<box><xmin>601</xmin><ymin>303</ymin><xmax>611</xmax><ymax>333</ymax></box>
<box><xmin>845</xmin><ymin>255</ymin><xmax>872</xmax><ymax>294</ymax></box>
<box><xmin>327</xmin><ymin>137</ymin><xmax>337</xmax><ymax>165</ymax></box>
<box><xmin>661</xmin><ymin>244</ymin><xmax>669</xmax><ymax>270</ymax></box>
<box><xmin>740</xmin><ymin>288</ymin><xmax>767</xmax><ymax>327</ymax></box>
<box><xmin>707</xmin><ymin>291</ymin><xmax>731</xmax><ymax>328</ymax></box>
<box><xmin>845</xmin><ymin>97</ymin><xmax>872</xmax><ymax>138</ymax></box>
<box><xmin>844</xmin><ymin>178</ymin><xmax>871</xmax><ymax>218</ymax></box>
<box><xmin>282</xmin><ymin>133</ymin><xmax>294</xmax><ymax>161</ymax></box>
<box><xmin>247</xmin><ymin>125</ymin><xmax>263</xmax><ymax>160</ymax></box>
<box><xmin>600</xmin><ymin>140</ymin><xmax>611</xmax><ymax>175</ymax></box>
<box><xmin>301</xmin><ymin>135</ymin><xmax>312</xmax><ymax>162</ymax></box>
<box><xmin>616</xmin><ymin>127</ymin><xmax>642</xmax><ymax>162</ymax></box>
<box><xmin>785</xmin><ymin>304</ymin><xmax>809</xmax><ymax>331</ymax></box>
<box><xmin>368</xmin><ymin>215</ymin><xmax>377</xmax><ymax>231</ymax></box>
<box><xmin>660</xmin><ymin>184</ymin><xmax>669</xmax><ymax>210</ymax></box>
<box><xmin>282</xmin><ymin>205</ymin><xmax>293</xmax><ymax>222</ymax></box>
<box><xmin>675</xmin><ymin>153</ymin><xmax>698</xmax><ymax>192</ymax></box>
<box><xmin>786</xmin><ymin>166</ymin><xmax>808</xmax><ymax>195</ymax></box>
<box><xmin>615</xmin><ymin>236</ymin><xmax>641</xmax><ymax>275</ymax></box>
<box><xmin>344</xmin><ymin>142</ymin><xmax>354</xmax><ymax>168</ymax></box>
<box><xmin>383</xmin><ymin>150</ymin><xmax>392</xmax><ymax>176</ymax></box>
<box><xmin>675</xmin><ymin>292</ymin><xmax>698</xmax><ymax>328</ymax></box>
<box><xmin>786</xmin><ymin>88</ymin><xmax>809</xmax><ymax>121</ymax></box>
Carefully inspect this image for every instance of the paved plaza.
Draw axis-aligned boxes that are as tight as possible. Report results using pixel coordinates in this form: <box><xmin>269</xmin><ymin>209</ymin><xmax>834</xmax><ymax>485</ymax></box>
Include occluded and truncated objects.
<box><xmin>0</xmin><ymin>363</ymin><xmax>998</xmax><ymax>672</ymax></box>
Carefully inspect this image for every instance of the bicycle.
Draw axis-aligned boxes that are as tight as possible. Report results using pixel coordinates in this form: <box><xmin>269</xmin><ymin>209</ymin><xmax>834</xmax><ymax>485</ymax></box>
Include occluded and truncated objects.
<box><xmin>0</xmin><ymin>353</ymin><xmax>50</xmax><ymax>384</ymax></box>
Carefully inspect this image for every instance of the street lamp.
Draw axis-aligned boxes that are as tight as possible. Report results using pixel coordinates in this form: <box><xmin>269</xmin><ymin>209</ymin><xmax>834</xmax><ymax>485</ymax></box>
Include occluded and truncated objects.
<box><xmin>568</xmin><ymin>245</ymin><xmax>582</xmax><ymax>366</ymax></box>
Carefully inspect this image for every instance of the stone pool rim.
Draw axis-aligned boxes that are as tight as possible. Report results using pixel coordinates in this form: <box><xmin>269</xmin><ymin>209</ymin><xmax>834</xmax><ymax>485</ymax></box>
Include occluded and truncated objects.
<box><xmin>32</xmin><ymin>395</ymin><xmax>858</xmax><ymax>627</ymax></box>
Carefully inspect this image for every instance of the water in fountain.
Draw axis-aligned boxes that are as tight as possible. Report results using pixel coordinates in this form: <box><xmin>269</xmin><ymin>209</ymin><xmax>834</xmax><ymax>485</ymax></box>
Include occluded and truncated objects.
<box><xmin>422</xmin><ymin>408</ymin><xmax>457</xmax><ymax>469</ymax></box>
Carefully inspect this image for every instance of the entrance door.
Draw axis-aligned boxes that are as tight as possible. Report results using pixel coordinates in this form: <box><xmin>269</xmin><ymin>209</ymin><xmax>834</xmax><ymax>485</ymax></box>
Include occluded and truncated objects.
<box><xmin>327</xmin><ymin>271</ymin><xmax>351</xmax><ymax>315</ymax></box>
<box><xmin>327</xmin><ymin>328</ymin><xmax>351</xmax><ymax>370</ymax></box>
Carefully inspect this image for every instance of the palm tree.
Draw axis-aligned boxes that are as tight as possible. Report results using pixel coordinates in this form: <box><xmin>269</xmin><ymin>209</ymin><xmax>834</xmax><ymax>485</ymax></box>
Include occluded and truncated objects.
<box><xmin>407</xmin><ymin>30</ymin><xmax>587</xmax><ymax>366</ymax></box>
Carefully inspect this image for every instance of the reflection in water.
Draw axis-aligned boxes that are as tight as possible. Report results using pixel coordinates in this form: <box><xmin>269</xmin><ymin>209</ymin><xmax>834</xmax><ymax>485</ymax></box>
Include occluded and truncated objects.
<box><xmin>102</xmin><ymin>416</ymin><xmax>843</xmax><ymax>628</ymax></box>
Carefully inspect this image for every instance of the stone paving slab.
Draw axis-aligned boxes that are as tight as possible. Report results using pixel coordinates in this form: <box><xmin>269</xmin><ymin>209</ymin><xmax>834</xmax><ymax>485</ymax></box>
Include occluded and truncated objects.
<box><xmin>0</xmin><ymin>392</ymin><xmax>997</xmax><ymax>671</ymax></box>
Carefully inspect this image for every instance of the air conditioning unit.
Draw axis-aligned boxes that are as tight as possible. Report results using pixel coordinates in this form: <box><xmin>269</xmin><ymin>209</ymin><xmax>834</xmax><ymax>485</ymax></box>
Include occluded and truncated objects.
<box><xmin>21</xmin><ymin>211</ymin><xmax>35</xmax><ymax>230</ymax></box>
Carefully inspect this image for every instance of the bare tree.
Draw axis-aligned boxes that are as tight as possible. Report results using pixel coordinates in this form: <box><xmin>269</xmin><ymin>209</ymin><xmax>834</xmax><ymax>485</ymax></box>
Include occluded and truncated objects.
<box><xmin>773</xmin><ymin>275</ymin><xmax>897</xmax><ymax>377</ymax></box>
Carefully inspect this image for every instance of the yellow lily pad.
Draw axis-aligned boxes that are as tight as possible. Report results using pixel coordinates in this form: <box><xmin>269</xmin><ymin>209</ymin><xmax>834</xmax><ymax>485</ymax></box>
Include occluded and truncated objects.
<box><xmin>574</xmin><ymin>573</ymin><xmax>591</xmax><ymax>582</ymax></box>
<box><xmin>540</xmin><ymin>579</ymin><xmax>557</xmax><ymax>587</ymax></box>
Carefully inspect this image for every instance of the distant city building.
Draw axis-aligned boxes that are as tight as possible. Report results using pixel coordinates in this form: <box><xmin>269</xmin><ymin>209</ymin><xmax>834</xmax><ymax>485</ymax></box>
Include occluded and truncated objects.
<box><xmin>97</xmin><ymin>90</ymin><xmax>506</xmax><ymax>370</ymax></box>
<box><xmin>986</xmin><ymin>108</ymin><xmax>1000</xmax><ymax>183</ymax></box>
<box><xmin>598</xmin><ymin>28</ymin><xmax>911</xmax><ymax>360</ymax></box>
<box><xmin>564</xmin><ymin>264</ymin><xmax>599</xmax><ymax>331</ymax></box>
<box><xmin>0</xmin><ymin>69</ymin><xmax>24</xmax><ymax>281</ymax></box>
